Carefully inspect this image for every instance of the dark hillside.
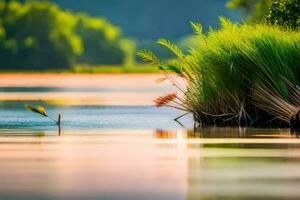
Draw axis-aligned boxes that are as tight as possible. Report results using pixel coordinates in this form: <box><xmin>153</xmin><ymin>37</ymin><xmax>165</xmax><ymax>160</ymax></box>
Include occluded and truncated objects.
<box><xmin>51</xmin><ymin>0</ymin><xmax>240</xmax><ymax>40</ymax></box>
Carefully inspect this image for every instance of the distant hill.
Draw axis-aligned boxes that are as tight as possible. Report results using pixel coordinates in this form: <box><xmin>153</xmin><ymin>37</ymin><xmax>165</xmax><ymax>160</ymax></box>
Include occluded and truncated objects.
<box><xmin>51</xmin><ymin>0</ymin><xmax>241</xmax><ymax>41</ymax></box>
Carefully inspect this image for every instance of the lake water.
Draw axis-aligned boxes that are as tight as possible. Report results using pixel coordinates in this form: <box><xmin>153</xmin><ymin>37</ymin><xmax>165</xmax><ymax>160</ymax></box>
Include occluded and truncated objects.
<box><xmin>0</xmin><ymin>74</ymin><xmax>300</xmax><ymax>200</ymax></box>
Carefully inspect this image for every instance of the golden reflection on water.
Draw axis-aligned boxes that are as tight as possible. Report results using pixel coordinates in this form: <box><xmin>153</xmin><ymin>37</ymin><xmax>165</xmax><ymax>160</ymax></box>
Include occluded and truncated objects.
<box><xmin>0</xmin><ymin>128</ymin><xmax>300</xmax><ymax>200</ymax></box>
<box><xmin>0</xmin><ymin>74</ymin><xmax>176</xmax><ymax>106</ymax></box>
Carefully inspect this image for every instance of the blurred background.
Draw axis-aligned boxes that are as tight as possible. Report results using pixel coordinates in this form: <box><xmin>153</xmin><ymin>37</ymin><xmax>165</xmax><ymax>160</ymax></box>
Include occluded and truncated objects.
<box><xmin>0</xmin><ymin>0</ymin><xmax>251</xmax><ymax>71</ymax></box>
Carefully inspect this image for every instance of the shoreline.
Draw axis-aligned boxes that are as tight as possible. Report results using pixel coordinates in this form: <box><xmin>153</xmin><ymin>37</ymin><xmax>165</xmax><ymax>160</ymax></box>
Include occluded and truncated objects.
<box><xmin>0</xmin><ymin>73</ymin><xmax>175</xmax><ymax>106</ymax></box>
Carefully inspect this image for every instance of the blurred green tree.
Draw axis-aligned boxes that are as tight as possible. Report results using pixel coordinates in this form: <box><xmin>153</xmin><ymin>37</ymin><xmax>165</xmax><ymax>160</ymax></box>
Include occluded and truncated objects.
<box><xmin>0</xmin><ymin>1</ymin><xmax>82</xmax><ymax>69</ymax></box>
<box><xmin>0</xmin><ymin>1</ymin><xmax>133</xmax><ymax>70</ymax></box>
<box><xmin>226</xmin><ymin>0</ymin><xmax>272</xmax><ymax>22</ymax></box>
<box><xmin>266</xmin><ymin>0</ymin><xmax>300</xmax><ymax>29</ymax></box>
<box><xmin>227</xmin><ymin>0</ymin><xmax>300</xmax><ymax>29</ymax></box>
<box><xmin>75</xmin><ymin>14</ymin><xmax>125</xmax><ymax>65</ymax></box>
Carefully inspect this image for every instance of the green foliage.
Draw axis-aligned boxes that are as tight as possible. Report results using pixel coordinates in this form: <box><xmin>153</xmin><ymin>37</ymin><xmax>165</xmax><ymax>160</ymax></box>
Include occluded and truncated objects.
<box><xmin>156</xmin><ymin>39</ymin><xmax>184</xmax><ymax>60</ymax></box>
<box><xmin>190</xmin><ymin>22</ymin><xmax>203</xmax><ymax>35</ymax></box>
<box><xmin>71</xmin><ymin>64</ymin><xmax>159</xmax><ymax>73</ymax></box>
<box><xmin>136</xmin><ymin>50</ymin><xmax>160</xmax><ymax>65</ymax></box>
<box><xmin>120</xmin><ymin>39</ymin><xmax>136</xmax><ymax>67</ymax></box>
<box><xmin>178</xmin><ymin>35</ymin><xmax>201</xmax><ymax>52</ymax></box>
<box><xmin>0</xmin><ymin>1</ymin><xmax>81</xmax><ymax>69</ymax></box>
<box><xmin>75</xmin><ymin>13</ymin><xmax>128</xmax><ymax>65</ymax></box>
<box><xmin>227</xmin><ymin>0</ymin><xmax>300</xmax><ymax>28</ymax></box>
<box><xmin>0</xmin><ymin>1</ymin><xmax>134</xmax><ymax>70</ymax></box>
<box><xmin>142</xmin><ymin>18</ymin><xmax>300</xmax><ymax>125</ymax></box>
<box><xmin>227</xmin><ymin>0</ymin><xmax>272</xmax><ymax>22</ymax></box>
<box><xmin>266</xmin><ymin>0</ymin><xmax>300</xmax><ymax>29</ymax></box>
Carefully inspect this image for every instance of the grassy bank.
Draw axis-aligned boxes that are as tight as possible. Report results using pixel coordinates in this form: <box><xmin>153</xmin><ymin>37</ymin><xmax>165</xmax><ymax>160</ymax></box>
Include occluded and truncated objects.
<box><xmin>71</xmin><ymin>65</ymin><xmax>159</xmax><ymax>73</ymax></box>
<box><xmin>0</xmin><ymin>65</ymin><xmax>159</xmax><ymax>74</ymax></box>
<box><xmin>139</xmin><ymin>18</ymin><xmax>300</xmax><ymax>126</ymax></box>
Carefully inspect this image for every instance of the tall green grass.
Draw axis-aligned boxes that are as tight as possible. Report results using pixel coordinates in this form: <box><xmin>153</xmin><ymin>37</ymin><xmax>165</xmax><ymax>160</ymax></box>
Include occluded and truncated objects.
<box><xmin>138</xmin><ymin>18</ymin><xmax>300</xmax><ymax>126</ymax></box>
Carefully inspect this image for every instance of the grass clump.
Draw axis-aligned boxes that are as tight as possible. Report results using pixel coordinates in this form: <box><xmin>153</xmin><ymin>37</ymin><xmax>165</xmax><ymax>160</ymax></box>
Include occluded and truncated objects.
<box><xmin>138</xmin><ymin>18</ymin><xmax>300</xmax><ymax>126</ymax></box>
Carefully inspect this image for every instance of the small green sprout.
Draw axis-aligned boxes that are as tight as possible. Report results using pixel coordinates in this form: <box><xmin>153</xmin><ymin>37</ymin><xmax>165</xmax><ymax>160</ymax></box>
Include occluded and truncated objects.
<box><xmin>26</xmin><ymin>105</ymin><xmax>62</xmax><ymax>136</ymax></box>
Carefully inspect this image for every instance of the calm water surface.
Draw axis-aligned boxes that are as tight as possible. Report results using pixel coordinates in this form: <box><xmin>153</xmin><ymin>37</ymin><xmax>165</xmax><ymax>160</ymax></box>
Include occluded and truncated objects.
<box><xmin>0</xmin><ymin>74</ymin><xmax>300</xmax><ymax>200</ymax></box>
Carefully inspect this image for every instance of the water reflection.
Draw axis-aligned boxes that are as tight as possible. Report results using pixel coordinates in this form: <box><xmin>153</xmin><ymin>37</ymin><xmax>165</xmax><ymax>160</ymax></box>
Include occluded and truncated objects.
<box><xmin>1</xmin><ymin>74</ymin><xmax>300</xmax><ymax>199</ymax></box>
<box><xmin>0</xmin><ymin>129</ymin><xmax>46</xmax><ymax>137</ymax></box>
<box><xmin>186</xmin><ymin>151</ymin><xmax>300</xmax><ymax>200</ymax></box>
<box><xmin>1</xmin><ymin>129</ymin><xmax>300</xmax><ymax>199</ymax></box>
<box><xmin>155</xmin><ymin>127</ymin><xmax>294</xmax><ymax>139</ymax></box>
<box><xmin>0</xmin><ymin>86</ymin><xmax>171</xmax><ymax>93</ymax></box>
<box><xmin>0</xmin><ymin>74</ymin><xmax>174</xmax><ymax>106</ymax></box>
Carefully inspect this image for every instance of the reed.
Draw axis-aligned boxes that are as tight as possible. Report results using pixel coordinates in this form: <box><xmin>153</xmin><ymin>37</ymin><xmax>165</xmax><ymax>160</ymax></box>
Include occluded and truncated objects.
<box><xmin>26</xmin><ymin>105</ymin><xmax>62</xmax><ymax>135</ymax></box>
<box><xmin>138</xmin><ymin>18</ymin><xmax>300</xmax><ymax>126</ymax></box>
